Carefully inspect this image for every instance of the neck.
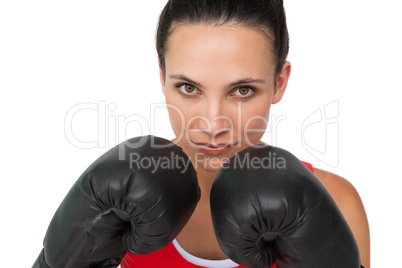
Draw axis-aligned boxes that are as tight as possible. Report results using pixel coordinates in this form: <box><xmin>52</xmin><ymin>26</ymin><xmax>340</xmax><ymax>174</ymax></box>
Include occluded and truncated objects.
<box><xmin>195</xmin><ymin>167</ymin><xmax>219</xmax><ymax>201</ymax></box>
<box><xmin>176</xmin><ymin>164</ymin><xmax>228</xmax><ymax>260</ymax></box>
<box><xmin>172</xmin><ymin>138</ymin><xmax>220</xmax><ymax>197</ymax></box>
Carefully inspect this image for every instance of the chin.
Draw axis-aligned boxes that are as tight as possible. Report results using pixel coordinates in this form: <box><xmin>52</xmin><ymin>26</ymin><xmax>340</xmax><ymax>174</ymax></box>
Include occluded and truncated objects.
<box><xmin>192</xmin><ymin>153</ymin><xmax>231</xmax><ymax>173</ymax></box>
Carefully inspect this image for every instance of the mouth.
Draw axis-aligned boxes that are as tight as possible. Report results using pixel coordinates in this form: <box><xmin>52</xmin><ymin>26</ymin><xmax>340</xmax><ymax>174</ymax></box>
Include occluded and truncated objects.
<box><xmin>191</xmin><ymin>141</ymin><xmax>237</xmax><ymax>155</ymax></box>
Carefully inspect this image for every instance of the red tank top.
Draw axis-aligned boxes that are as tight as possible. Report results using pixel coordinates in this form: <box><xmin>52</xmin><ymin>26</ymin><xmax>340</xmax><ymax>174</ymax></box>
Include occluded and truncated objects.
<box><xmin>121</xmin><ymin>161</ymin><xmax>314</xmax><ymax>268</ymax></box>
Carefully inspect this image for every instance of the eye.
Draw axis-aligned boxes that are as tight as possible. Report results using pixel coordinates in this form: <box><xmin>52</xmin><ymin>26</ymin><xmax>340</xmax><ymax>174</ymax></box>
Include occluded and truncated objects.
<box><xmin>233</xmin><ymin>86</ymin><xmax>255</xmax><ymax>97</ymax></box>
<box><xmin>178</xmin><ymin>84</ymin><xmax>200</xmax><ymax>95</ymax></box>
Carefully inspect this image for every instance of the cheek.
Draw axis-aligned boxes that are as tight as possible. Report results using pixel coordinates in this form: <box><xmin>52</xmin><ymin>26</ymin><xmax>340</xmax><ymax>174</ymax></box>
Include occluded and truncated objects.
<box><xmin>168</xmin><ymin>110</ymin><xmax>184</xmax><ymax>137</ymax></box>
<box><xmin>165</xmin><ymin>94</ymin><xmax>195</xmax><ymax>138</ymax></box>
<box><xmin>165</xmin><ymin>96</ymin><xmax>184</xmax><ymax>137</ymax></box>
<box><xmin>239</xmin><ymin>102</ymin><xmax>271</xmax><ymax>142</ymax></box>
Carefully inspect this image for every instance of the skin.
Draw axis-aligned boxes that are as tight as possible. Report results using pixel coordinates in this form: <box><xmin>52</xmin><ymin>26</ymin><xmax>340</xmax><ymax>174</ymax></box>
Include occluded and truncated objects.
<box><xmin>159</xmin><ymin>23</ymin><xmax>370</xmax><ymax>267</ymax></box>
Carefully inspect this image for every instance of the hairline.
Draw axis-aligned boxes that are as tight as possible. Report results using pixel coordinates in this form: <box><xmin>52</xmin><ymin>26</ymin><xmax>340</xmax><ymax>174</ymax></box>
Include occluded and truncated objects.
<box><xmin>161</xmin><ymin>20</ymin><xmax>279</xmax><ymax>76</ymax></box>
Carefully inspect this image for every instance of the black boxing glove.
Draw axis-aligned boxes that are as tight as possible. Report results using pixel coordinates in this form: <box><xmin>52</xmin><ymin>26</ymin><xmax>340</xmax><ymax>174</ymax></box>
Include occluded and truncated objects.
<box><xmin>33</xmin><ymin>135</ymin><xmax>200</xmax><ymax>268</ymax></box>
<box><xmin>210</xmin><ymin>145</ymin><xmax>360</xmax><ymax>268</ymax></box>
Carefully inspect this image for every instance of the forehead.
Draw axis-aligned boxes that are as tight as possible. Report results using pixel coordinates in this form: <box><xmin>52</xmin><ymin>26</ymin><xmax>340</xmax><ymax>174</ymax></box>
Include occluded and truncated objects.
<box><xmin>164</xmin><ymin>23</ymin><xmax>276</xmax><ymax>81</ymax></box>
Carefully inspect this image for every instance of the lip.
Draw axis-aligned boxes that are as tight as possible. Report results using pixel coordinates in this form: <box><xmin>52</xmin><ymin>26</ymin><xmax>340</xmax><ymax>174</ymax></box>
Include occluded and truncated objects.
<box><xmin>192</xmin><ymin>141</ymin><xmax>237</xmax><ymax>155</ymax></box>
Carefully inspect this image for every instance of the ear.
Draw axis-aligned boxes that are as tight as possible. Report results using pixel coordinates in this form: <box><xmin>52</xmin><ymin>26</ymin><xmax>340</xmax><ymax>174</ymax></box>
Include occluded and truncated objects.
<box><xmin>272</xmin><ymin>61</ymin><xmax>291</xmax><ymax>104</ymax></box>
<box><xmin>158</xmin><ymin>57</ymin><xmax>166</xmax><ymax>94</ymax></box>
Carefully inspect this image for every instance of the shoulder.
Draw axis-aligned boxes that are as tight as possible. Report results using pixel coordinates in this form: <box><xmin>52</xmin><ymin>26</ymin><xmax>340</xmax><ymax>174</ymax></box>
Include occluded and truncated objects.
<box><xmin>313</xmin><ymin>167</ymin><xmax>370</xmax><ymax>268</ymax></box>
<box><xmin>312</xmin><ymin>167</ymin><xmax>366</xmax><ymax>225</ymax></box>
<box><xmin>313</xmin><ymin>167</ymin><xmax>360</xmax><ymax>208</ymax></box>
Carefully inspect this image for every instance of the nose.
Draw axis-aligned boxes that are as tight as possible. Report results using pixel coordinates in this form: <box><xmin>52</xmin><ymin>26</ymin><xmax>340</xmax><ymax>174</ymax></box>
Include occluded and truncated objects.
<box><xmin>197</xmin><ymin>98</ymin><xmax>232</xmax><ymax>139</ymax></box>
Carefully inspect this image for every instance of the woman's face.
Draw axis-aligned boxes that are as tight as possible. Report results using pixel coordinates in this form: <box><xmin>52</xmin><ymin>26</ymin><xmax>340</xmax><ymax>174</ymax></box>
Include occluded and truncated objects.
<box><xmin>160</xmin><ymin>23</ymin><xmax>290</xmax><ymax>173</ymax></box>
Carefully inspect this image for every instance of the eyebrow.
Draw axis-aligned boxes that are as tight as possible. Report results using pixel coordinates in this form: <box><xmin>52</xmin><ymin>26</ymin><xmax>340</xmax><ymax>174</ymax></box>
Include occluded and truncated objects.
<box><xmin>169</xmin><ymin>74</ymin><xmax>266</xmax><ymax>88</ymax></box>
<box><xmin>228</xmin><ymin>78</ymin><xmax>266</xmax><ymax>87</ymax></box>
<box><xmin>169</xmin><ymin>74</ymin><xmax>202</xmax><ymax>88</ymax></box>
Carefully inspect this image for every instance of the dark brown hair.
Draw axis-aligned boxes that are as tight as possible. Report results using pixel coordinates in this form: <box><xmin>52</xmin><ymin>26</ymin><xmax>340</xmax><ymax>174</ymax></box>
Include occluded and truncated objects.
<box><xmin>156</xmin><ymin>0</ymin><xmax>289</xmax><ymax>77</ymax></box>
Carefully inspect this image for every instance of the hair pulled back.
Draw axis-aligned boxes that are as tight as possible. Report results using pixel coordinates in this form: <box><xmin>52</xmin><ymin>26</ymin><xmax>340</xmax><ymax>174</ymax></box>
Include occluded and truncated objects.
<box><xmin>156</xmin><ymin>0</ymin><xmax>289</xmax><ymax>77</ymax></box>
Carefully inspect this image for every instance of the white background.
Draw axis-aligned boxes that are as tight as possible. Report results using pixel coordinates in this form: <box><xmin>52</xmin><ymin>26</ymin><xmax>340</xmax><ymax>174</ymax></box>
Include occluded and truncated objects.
<box><xmin>1</xmin><ymin>0</ymin><xmax>401</xmax><ymax>267</ymax></box>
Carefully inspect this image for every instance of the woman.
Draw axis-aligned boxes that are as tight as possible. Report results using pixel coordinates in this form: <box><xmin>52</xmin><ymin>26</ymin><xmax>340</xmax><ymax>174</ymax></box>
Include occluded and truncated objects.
<box><xmin>122</xmin><ymin>0</ymin><xmax>370</xmax><ymax>267</ymax></box>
